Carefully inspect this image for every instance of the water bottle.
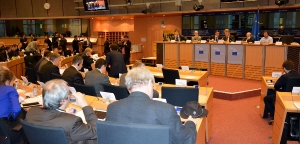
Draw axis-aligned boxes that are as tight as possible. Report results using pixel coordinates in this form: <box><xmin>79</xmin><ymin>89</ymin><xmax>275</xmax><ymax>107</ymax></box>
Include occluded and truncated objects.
<box><xmin>32</xmin><ymin>86</ymin><xmax>38</xmax><ymax>97</ymax></box>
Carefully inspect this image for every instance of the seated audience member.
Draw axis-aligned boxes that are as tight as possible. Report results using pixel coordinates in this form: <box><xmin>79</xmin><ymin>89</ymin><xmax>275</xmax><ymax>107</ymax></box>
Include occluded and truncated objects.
<box><xmin>25</xmin><ymin>40</ymin><xmax>40</xmax><ymax>52</ymax></box>
<box><xmin>260</xmin><ymin>30</ymin><xmax>273</xmax><ymax>44</ymax></box>
<box><xmin>25</xmin><ymin>79</ymin><xmax>97</xmax><ymax>143</ymax></box>
<box><xmin>106</xmin><ymin>44</ymin><xmax>127</xmax><ymax>78</ymax></box>
<box><xmin>9</xmin><ymin>44</ymin><xmax>19</xmax><ymax>58</ymax></box>
<box><xmin>0</xmin><ymin>70</ymin><xmax>24</xmax><ymax>143</ymax></box>
<box><xmin>62</xmin><ymin>56</ymin><xmax>84</xmax><ymax>86</ymax></box>
<box><xmin>39</xmin><ymin>53</ymin><xmax>61</xmax><ymax>82</ymax></box>
<box><xmin>242</xmin><ymin>32</ymin><xmax>255</xmax><ymax>43</ymax></box>
<box><xmin>171</xmin><ymin>29</ymin><xmax>187</xmax><ymax>41</ymax></box>
<box><xmin>0</xmin><ymin>47</ymin><xmax>11</xmax><ymax>62</ymax></box>
<box><xmin>81</xmin><ymin>48</ymin><xmax>94</xmax><ymax>72</ymax></box>
<box><xmin>209</xmin><ymin>30</ymin><xmax>220</xmax><ymax>42</ymax></box>
<box><xmin>263</xmin><ymin>60</ymin><xmax>300</xmax><ymax>118</ymax></box>
<box><xmin>106</xmin><ymin>67</ymin><xmax>197</xmax><ymax>144</ymax></box>
<box><xmin>222</xmin><ymin>29</ymin><xmax>235</xmax><ymax>42</ymax></box>
<box><xmin>35</xmin><ymin>50</ymin><xmax>51</xmax><ymax>78</ymax></box>
<box><xmin>85</xmin><ymin>58</ymin><xmax>111</xmax><ymax>96</ymax></box>
<box><xmin>0</xmin><ymin>42</ymin><xmax>5</xmax><ymax>52</ymax></box>
<box><xmin>119</xmin><ymin>61</ymin><xmax>159</xmax><ymax>98</ymax></box>
<box><xmin>16</xmin><ymin>43</ymin><xmax>23</xmax><ymax>52</ymax></box>
<box><xmin>52</xmin><ymin>47</ymin><xmax>59</xmax><ymax>54</ymax></box>
<box><xmin>191</xmin><ymin>30</ymin><xmax>201</xmax><ymax>42</ymax></box>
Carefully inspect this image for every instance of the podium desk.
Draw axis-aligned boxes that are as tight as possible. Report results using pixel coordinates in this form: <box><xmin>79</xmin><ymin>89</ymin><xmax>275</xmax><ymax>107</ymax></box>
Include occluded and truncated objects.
<box><xmin>0</xmin><ymin>58</ymin><xmax>25</xmax><ymax>79</ymax></box>
<box><xmin>272</xmin><ymin>92</ymin><xmax>300</xmax><ymax>144</ymax></box>
<box><xmin>260</xmin><ymin>76</ymin><xmax>278</xmax><ymax>117</ymax></box>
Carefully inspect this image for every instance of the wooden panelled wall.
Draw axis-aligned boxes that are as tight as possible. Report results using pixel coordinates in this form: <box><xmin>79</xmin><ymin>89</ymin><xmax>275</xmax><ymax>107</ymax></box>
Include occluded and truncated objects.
<box><xmin>2</xmin><ymin>0</ymin><xmax>300</xmax><ymax>18</ymax></box>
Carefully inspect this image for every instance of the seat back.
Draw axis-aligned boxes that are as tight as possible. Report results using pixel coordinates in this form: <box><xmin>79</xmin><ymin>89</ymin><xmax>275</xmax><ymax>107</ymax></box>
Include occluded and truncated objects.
<box><xmin>102</xmin><ymin>84</ymin><xmax>129</xmax><ymax>100</ymax></box>
<box><xmin>0</xmin><ymin>121</ymin><xmax>10</xmax><ymax>144</ymax></box>
<box><xmin>284</xmin><ymin>77</ymin><xmax>300</xmax><ymax>92</ymax></box>
<box><xmin>37</xmin><ymin>72</ymin><xmax>46</xmax><ymax>83</ymax></box>
<box><xmin>162</xmin><ymin>68</ymin><xmax>180</xmax><ymax>84</ymax></box>
<box><xmin>26</xmin><ymin>67</ymin><xmax>36</xmax><ymax>83</ymax></box>
<box><xmin>20</xmin><ymin>119</ymin><xmax>68</xmax><ymax>144</ymax></box>
<box><xmin>161</xmin><ymin>87</ymin><xmax>199</xmax><ymax>107</ymax></box>
<box><xmin>97</xmin><ymin>121</ymin><xmax>169</xmax><ymax>144</ymax></box>
<box><xmin>51</xmin><ymin>73</ymin><xmax>63</xmax><ymax>80</ymax></box>
<box><xmin>73</xmin><ymin>83</ymin><xmax>97</xmax><ymax>96</ymax></box>
<box><xmin>64</xmin><ymin>50</ymin><xmax>72</xmax><ymax>57</ymax></box>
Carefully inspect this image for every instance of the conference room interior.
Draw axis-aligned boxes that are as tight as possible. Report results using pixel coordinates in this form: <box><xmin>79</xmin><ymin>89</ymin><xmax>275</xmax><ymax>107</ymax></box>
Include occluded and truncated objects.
<box><xmin>2</xmin><ymin>0</ymin><xmax>300</xmax><ymax>143</ymax></box>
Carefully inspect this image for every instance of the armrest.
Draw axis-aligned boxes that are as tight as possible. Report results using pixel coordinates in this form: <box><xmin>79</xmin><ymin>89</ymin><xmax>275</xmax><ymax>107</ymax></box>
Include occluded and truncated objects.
<box><xmin>12</xmin><ymin>123</ymin><xmax>22</xmax><ymax>131</ymax></box>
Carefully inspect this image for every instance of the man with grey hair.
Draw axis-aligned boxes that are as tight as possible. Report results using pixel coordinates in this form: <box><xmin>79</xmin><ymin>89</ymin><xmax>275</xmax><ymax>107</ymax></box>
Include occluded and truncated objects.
<box><xmin>25</xmin><ymin>79</ymin><xmax>97</xmax><ymax>144</ymax></box>
<box><xmin>191</xmin><ymin>30</ymin><xmax>201</xmax><ymax>42</ymax></box>
<box><xmin>106</xmin><ymin>67</ymin><xmax>197</xmax><ymax>144</ymax></box>
<box><xmin>39</xmin><ymin>53</ymin><xmax>61</xmax><ymax>82</ymax></box>
<box><xmin>242</xmin><ymin>32</ymin><xmax>254</xmax><ymax>43</ymax></box>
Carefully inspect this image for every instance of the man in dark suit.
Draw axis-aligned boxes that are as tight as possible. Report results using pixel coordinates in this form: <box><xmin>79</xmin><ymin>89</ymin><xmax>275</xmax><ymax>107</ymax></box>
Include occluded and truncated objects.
<box><xmin>80</xmin><ymin>48</ymin><xmax>94</xmax><ymax>72</ymax></box>
<box><xmin>20</xmin><ymin>34</ymin><xmax>28</xmax><ymax>50</ymax></box>
<box><xmin>30</xmin><ymin>34</ymin><xmax>37</xmax><ymax>41</ymax></box>
<box><xmin>106</xmin><ymin>67</ymin><xmax>196</xmax><ymax>144</ymax></box>
<box><xmin>104</xmin><ymin>38</ymin><xmax>110</xmax><ymax>54</ymax></box>
<box><xmin>0</xmin><ymin>47</ymin><xmax>11</xmax><ymax>62</ymax></box>
<box><xmin>59</xmin><ymin>34</ymin><xmax>67</xmax><ymax>52</ymax></box>
<box><xmin>120</xmin><ymin>35</ymin><xmax>131</xmax><ymax>65</ymax></box>
<box><xmin>52</xmin><ymin>32</ymin><xmax>59</xmax><ymax>48</ymax></box>
<box><xmin>35</xmin><ymin>50</ymin><xmax>51</xmax><ymax>79</ymax></box>
<box><xmin>72</xmin><ymin>35</ymin><xmax>83</xmax><ymax>54</ymax></box>
<box><xmin>222</xmin><ymin>29</ymin><xmax>235</xmax><ymax>42</ymax></box>
<box><xmin>62</xmin><ymin>56</ymin><xmax>84</xmax><ymax>86</ymax></box>
<box><xmin>16</xmin><ymin>43</ymin><xmax>23</xmax><ymax>52</ymax></box>
<box><xmin>263</xmin><ymin>60</ymin><xmax>300</xmax><ymax>118</ymax></box>
<box><xmin>25</xmin><ymin>79</ymin><xmax>97</xmax><ymax>144</ymax></box>
<box><xmin>44</xmin><ymin>35</ymin><xmax>52</xmax><ymax>51</ymax></box>
<box><xmin>171</xmin><ymin>29</ymin><xmax>187</xmax><ymax>41</ymax></box>
<box><xmin>39</xmin><ymin>53</ymin><xmax>61</xmax><ymax>82</ymax></box>
<box><xmin>242</xmin><ymin>32</ymin><xmax>255</xmax><ymax>43</ymax></box>
<box><xmin>85</xmin><ymin>58</ymin><xmax>111</xmax><ymax>96</ymax></box>
<box><xmin>106</xmin><ymin>43</ymin><xmax>127</xmax><ymax>78</ymax></box>
<box><xmin>9</xmin><ymin>44</ymin><xmax>19</xmax><ymax>58</ymax></box>
<box><xmin>82</xmin><ymin>37</ymin><xmax>92</xmax><ymax>52</ymax></box>
<box><xmin>209</xmin><ymin>30</ymin><xmax>220</xmax><ymax>42</ymax></box>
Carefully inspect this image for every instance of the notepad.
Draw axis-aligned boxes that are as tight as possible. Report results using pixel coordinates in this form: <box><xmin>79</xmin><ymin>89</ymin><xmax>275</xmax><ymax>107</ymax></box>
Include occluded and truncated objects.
<box><xmin>75</xmin><ymin>110</ymin><xmax>87</xmax><ymax>124</ymax></box>
<box><xmin>184</xmin><ymin>76</ymin><xmax>196</xmax><ymax>79</ymax></box>
<box><xmin>153</xmin><ymin>98</ymin><xmax>167</xmax><ymax>103</ymax></box>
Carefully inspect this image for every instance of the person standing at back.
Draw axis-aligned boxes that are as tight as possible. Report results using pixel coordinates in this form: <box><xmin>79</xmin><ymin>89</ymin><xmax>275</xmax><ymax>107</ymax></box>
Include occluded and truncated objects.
<box><xmin>72</xmin><ymin>35</ymin><xmax>83</xmax><ymax>54</ymax></box>
<box><xmin>120</xmin><ymin>35</ymin><xmax>131</xmax><ymax>65</ymax></box>
<box><xmin>106</xmin><ymin>43</ymin><xmax>127</xmax><ymax>78</ymax></box>
<box><xmin>52</xmin><ymin>32</ymin><xmax>59</xmax><ymax>48</ymax></box>
<box><xmin>44</xmin><ymin>35</ymin><xmax>52</xmax><ymax>51</ymax></box>
<box><xmin>59</xmin><ymin>34</ymin><xmax>67</xmax><ymax>52</ymax></box>
<box><xmin>20</xmin><ymin>34</ymin><xmax>28</xmax><ymax>50</ymax></box>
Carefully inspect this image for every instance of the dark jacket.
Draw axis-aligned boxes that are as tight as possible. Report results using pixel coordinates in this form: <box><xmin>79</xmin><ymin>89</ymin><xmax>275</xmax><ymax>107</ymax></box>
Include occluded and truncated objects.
<box><xmin>52</xmin><ymin>36</ymin><xmax>59</xmax><ymax>48</ymax></box>
<box><xmin>222</xmin><ymin>35</ymin><xmax>236</xmax><ymax>42</ymax></box>
<box><xmin>44</xmin><ymin>39</ymin><xmax>52</xmax><ymax>50</ymax></box>
<box><xmin>171</xmin><ymin>35</ymin><xmax>187</xmax><ymax>41</ymax></box>
<box><xmin>242</xmin><ymin>37</ymin><xmax>255</xmax><ymax>43</ymax></box>
<box><xmin>72</xmin><ymin>39</ymin><xmax>83</xmax><ymax>53</ymax></box>
<box><xmin>209</xmin><ymin>35</ymin><xmax>220</xmax><ymax>41</ymax></box>
<box><xmin>20</xmin><ymin>37</ymin><xmax>28</xmax><ymax>49</ymax></box>
<box><xmin>62</xmin><ymin>66</ymin><xmax>84</xmax><ymax>86</ymax></box>
<box><xmin>25</xmin><ymin>106</ymin><xmax>97</xmax><ymax>144</ymax></box>
<box><xmin>39</xmin><ymin>61</ymin><xmax>60</xmax><ymax>82</ymax></box>
<box><xmin>106</xmin><ymin>50</ymin><xmax>127</xmax><ymax>78</ymax></box>
<box><xmin>60</xmin><ymin>38</ymin><xmax>67</xmax><ymax>51</ymax></box>
<box><xmin>119</xmin><ymin>40</ymin><xmax>131</xmax><ymax>57</ymax></box>
<box><xmin>274</xmin><ymin>70</ymin><xmax>300</xmax><ymax>91</ymax></box>
<box><xmin>81</xmin><ymin>53</ymin><xmax>94</xmax><ymax>72</ymax></box>
<box><xmin>9</xmin><ymin>50</ymin><xmax>19</xmax><ymax>58</ymax></box>
<box><xmin>83</xmin><ymin>41</ymin><xmax>92</xmax><ymax>50</ymax></box>
<box><xmin>106</xmin><ymin>91</ymin><xmax>196</xmax><ymax>144</ymax></box>
<box><xmin>0</xmin><ymin>50</ymin><xmax>9</xmax><ymax>62</ymax></box>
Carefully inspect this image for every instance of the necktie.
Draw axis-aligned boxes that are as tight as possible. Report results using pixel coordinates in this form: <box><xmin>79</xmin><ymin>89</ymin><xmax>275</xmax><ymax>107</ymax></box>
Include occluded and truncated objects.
<box><xmin>215</xmin><ymin>37</ymin><xmax>218</xmax><ymax>42</ymax></box>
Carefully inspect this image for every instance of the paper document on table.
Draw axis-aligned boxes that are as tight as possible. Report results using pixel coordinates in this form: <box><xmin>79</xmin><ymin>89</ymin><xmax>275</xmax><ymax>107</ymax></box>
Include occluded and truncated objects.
<box><xmin>23</xmin><ymin>95</ymin><xmax>43</xmax><ymax>105</ymax></box>
<box><xmin>75</xmin><ymin>110</ymin><xmax>87</xmax><ymax>124</ymax></box>
<box><xmin>153</xmin><ymin>73</ymin><xmax>163</xmax><ymax>77</ymax></box>
<box><xmin>176</xmin><ymin>79</ymin><xmax>187</xmax><ymax>86</ymax></box>
<box><xmin>294</xmin><ymin>102</ymin><xmax>300</xmax><ymax>109</ymax></box>
<box><xmin>100</xmin><ymin>92</ymin><xmax>116</xmax><ymax>100</ymax></box>
<box><xmin>59</xmin><ymin>69</ymin><xmax>65</xmax><ymax>75</ymax></box>
<box><xmin>184</xmin><ymin>76</ymin><xmax>196</xmax><ymax>79</ymax></box>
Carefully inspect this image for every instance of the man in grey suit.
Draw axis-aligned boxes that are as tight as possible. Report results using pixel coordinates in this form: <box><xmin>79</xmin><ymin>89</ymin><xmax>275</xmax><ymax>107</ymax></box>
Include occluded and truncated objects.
<box><xmin>85</xmin><ymin>58</ymin><xmax>111</xmax><ymax>96</ymax></box>
<box><xmin>25</xmin><ymin>41</ymin><xmax>40</xmax><ymax>52</ymax></box>
<box><xmin>191</xmin><ymin>30</ymin><xmax>201</xmax><ymax>42</ymax></box>
<box><xmin>106</xmin><ymin>67</ymin><xmax>196</xmax><ymax>144</ymax></box>
<box><xmin>25</xmin><ymin>79</ymin><xmax>97</xmax><ymax>144</ymax></box>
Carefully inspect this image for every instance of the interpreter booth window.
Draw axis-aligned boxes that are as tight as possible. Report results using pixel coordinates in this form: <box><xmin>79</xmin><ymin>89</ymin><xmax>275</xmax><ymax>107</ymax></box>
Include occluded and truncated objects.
<box><xmin>69</xmin><ymin>19</ymin><xmax>82</xmax><ymax>36</ymax></box>
<box><xmin>23</xmin><ymin>20</ymin><xmax>35</xmax><ymax>36</ymax></box>
<box><xmin>44</xmin><ymin>20</ymin><xmax>54</xmax><ymax>36</ymax></box>
<box><xmin>0</xmin><ymin>20</ymin><xmax>6</xmax><ymax>37</ymax></box>
<box><xmin>182</xmin><ymin>16</ymin><xmax>191</xmax><ymax>29</ymax></box>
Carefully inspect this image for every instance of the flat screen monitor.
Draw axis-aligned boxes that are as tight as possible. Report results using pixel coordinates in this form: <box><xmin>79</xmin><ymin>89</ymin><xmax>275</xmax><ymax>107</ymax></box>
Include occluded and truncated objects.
<box><xmin>281</xmin><ymin>35</ymin><xmax>294</xmax><ymax>45</ymax></box>
<box><xmin>83</xmin><ymin>0</ymin><xmax>109</xmax><ymax>11</ymax></box>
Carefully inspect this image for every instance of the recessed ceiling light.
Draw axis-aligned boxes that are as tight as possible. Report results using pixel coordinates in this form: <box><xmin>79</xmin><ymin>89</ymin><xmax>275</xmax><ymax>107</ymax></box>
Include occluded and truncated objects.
<box><xmin>163</xmin><ymin>15</ymin><xmax>165</xmax><ymax>16</ymax></box>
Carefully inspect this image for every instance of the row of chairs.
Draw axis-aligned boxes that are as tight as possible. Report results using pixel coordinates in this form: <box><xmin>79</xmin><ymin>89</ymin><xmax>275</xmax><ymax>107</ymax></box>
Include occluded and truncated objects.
<box><xmin>0</xmin><ymin>119</ymin><xmax>170</xmax><ymax>144</ymax></box>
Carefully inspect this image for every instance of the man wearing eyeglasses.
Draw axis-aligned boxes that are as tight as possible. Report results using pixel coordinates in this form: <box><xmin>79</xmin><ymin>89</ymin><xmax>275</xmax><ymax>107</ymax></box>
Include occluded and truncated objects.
<box><xmin>24</xmin><ymin>79</ymin><xmax>97</xmax><ymax>143</ymax></box>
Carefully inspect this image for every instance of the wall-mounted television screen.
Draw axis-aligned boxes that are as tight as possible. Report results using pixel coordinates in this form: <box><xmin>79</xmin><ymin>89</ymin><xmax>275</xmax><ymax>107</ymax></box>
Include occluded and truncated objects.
<box><xmin>83</xmin><ymin>0</ymin><xmax>109</xmax><ymax>11</ymax></box>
